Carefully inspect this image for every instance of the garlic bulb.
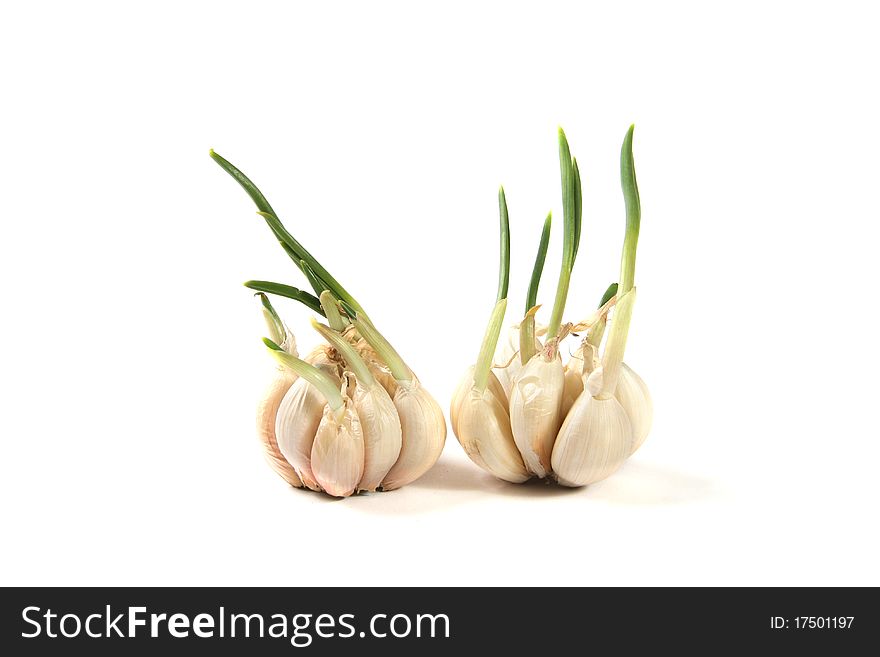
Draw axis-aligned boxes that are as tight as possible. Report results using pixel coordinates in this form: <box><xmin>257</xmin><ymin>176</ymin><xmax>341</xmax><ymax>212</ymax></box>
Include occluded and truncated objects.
<box><xmin>451</xmin><ymin>125</ymin><xmax>651</xmax><ymax>489</ymax></box>
<box><xmin>310</xmin><ymin>397</ymin><xmax>365</xmax><ymax>497</ymax></box>
<box><xmin>509</xmin><ymin>348</ymin><xmax>564</xmax><ymax>477</ymax></box>
<box><xmin>212</xmin><ymin>149</ymin><xmax>447</xmax><ymax>497</ymax></box>
<box><xmin>615</xmin><ymin>362</ymin><xmax>653</xmax><ymax>454</ymax></box>
<box><xmin>551</xmin><ymin>393</ymin><xmax>633</xmax><ymax>486</ymax></box>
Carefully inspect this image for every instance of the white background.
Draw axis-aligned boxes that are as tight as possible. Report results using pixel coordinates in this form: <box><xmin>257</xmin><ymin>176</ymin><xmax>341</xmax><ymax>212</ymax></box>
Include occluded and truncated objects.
<box><xmin>1</xmin><ymin>1</ymin><xmax>878</xmax><ymax>586</ymax></box>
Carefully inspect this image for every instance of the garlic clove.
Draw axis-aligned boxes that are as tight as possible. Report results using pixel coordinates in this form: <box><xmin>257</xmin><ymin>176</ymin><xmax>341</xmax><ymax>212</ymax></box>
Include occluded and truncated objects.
<box><xmin>487</xmin><ymin>369</ymin><xmax>509</xmax><ymax>410</ymax></box>
<box><xmin>310</xmin><ymin>401</ymin><xmax>365</xmax><ymax>498</ymax></box>
<box><xmin>615</xmin><ymin>363</ymin><xmax>653</xmax><ymax>455</ymax></box>
<box><xmin>256</xmin><ymin>370</ymin><xmax>303</xmax><ymax>487</ymax></box>
<box><xmin>551</xmin><ymin>394</ymin><xmax>633</xmax><ymax>487</ymax></box>
<box><xmin>450</xmin><ymin>365</ymin><xmax>507</xmax><ymax>436</ymax></box>
<box><xmin>454</xmin><ymin>385</ymin><xmax>530</xmax><ymax>483</ymax></box>
<box><xmin>275</xmin><ymin>377</ymin><xmax>328</xmax><ymax>491</ymax></box>
<box><xmin>509</xmin><ymin>351</ymin><xmax>565</xmax><ymax>478</ymax></box>
<box><xmin>380</xmin><ymin>378</ymin><xmax>447</xmax><ymax>490</ymax></box>
<box><xmin>351</xmin><ymin>378</ymin><xmax>402</xmax><ymax>492</ymax></box>
<box><xmin>271</xmin><ymin>344</ymin><xmax>343</xmax><ymax>491</ymax></box>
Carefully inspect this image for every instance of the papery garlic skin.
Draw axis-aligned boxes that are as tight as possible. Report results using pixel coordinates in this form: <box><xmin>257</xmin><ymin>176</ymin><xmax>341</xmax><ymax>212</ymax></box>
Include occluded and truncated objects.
<box><xmin>509</xmin><ymin>352</ymin><xmax>564</xmax><ymax>478</ymax></box>
<box><xmin>561</xmin><ymin>343</ymin><xmax>602</xmax><ymax>420</ymax></box>
<box><xmin>306</xmin><ymin>345</ymin><xmax>343</xmax><ymax>379</ymax></box>
<box><xmin>494</xmin><ymin>326</ymin><xmax>542</xmax><ymax>399</ymax></box>
<box><xmin>615</xmin><ymin>363</ymin><xmax>652</xmax><ymax>454</ymax></box>
<box><xmin>450</xmin><ymin>365</ymin><xmax>507</xmax><ymax>436</ymax></box>
<box><xmin>351</xmin><ymin>335</ymin><xmax>399</xmax><ymax>398</ymax></box>
<box><xmin>381</xmin><ymin>378</ymin><xmax>447</xmax><ymax>490</ymax></box>
<box><xmin>551</xmin><ymin>393</ymin><xmax>633</xmax><ymax>487</ymax></box>
<box><xmin>493</xmin><ymin>326</ymin><xmax>521</xmax><ymax>398</ymax></box>
<box><xmin>351</xmin><ymin>378</ymin><xmax>402</xmax><ymax>492</ymax></box>
<box><xmin>310</xmin><ymin>401</ymin><xmax>365</xmax><ymax>498</ymax></box>
<box><xmin>561</xmin><ymin>350</ymin><xmax>585</xmax><ymax>421</ymax></box>
<box><xmin>256</xmin><ymin>370</ymin><xmax>302</xmax><ymax>487</ymax></box>
<box><xmin>454</xmin><ymin>386</ymin><xmax>530</xmax><ymax>483</ymax></box>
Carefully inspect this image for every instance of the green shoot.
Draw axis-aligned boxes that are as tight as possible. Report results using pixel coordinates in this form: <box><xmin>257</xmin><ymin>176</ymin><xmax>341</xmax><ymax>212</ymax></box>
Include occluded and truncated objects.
<box><xmin>519</xmin><ymin>304</ymin><xmax>541</xmax><ymax>365</ymax></box>
<box><xmin>257</xmin><ymin>292</ymin><xmax>286</xmax><ymax>346</ymax></box>
<box><xmin>546</xmin><ymin>128</ymin><xmax>581</xmax><ymax>339</ymax></box>
<box><xmin>618</xmin><ymin>125</ymin><xmax>640</xmax><ymax>295</ymax></box>
<box><xmin>244</xmin><ymin>280</ymin><xmax>324</xmax><ymax>316</ymax></box>
<box><xmin>497</xmin><ymin>187</ymin><xmax>510</xmax><ymax>303</ymax></box>
<box><xmin>209</xmin><ymin>149</ymin><xmax>365</xmax><ymax>314</ymax></box>
<box><xmin>601</xmin><ymin>124</ymin><xmax>642</xmax><ymax>395</ymax></box>
<box><xmin>526</xmin><ymin>212</ymin><xmax>552</xmax><ymax>314</ymax></box>
<box><xmin>319</xmin><ymin>290</ymin><xmax>346</xmax><ymax>331</ymax></box>
<box><xmin>572</xmin><ymin>158</ymin><xmax>583</xmax><ymax>261</ymax></box>
<box><xmin>474</xmin><ymin>298</ymin><xmax>508</xmax><ymax>393</ymax></box>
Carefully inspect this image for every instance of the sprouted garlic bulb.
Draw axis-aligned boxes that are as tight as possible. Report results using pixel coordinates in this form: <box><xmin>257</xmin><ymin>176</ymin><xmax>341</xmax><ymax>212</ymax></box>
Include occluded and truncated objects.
<box><xmin>455</xmin><ymin>125</ymin><xmax>651</xmax><ymax>488</ymax></box>
<box><xmin>211</xmin><ymin>149</ymin><xmax>447</xmax><ymax>496</ymax></box>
